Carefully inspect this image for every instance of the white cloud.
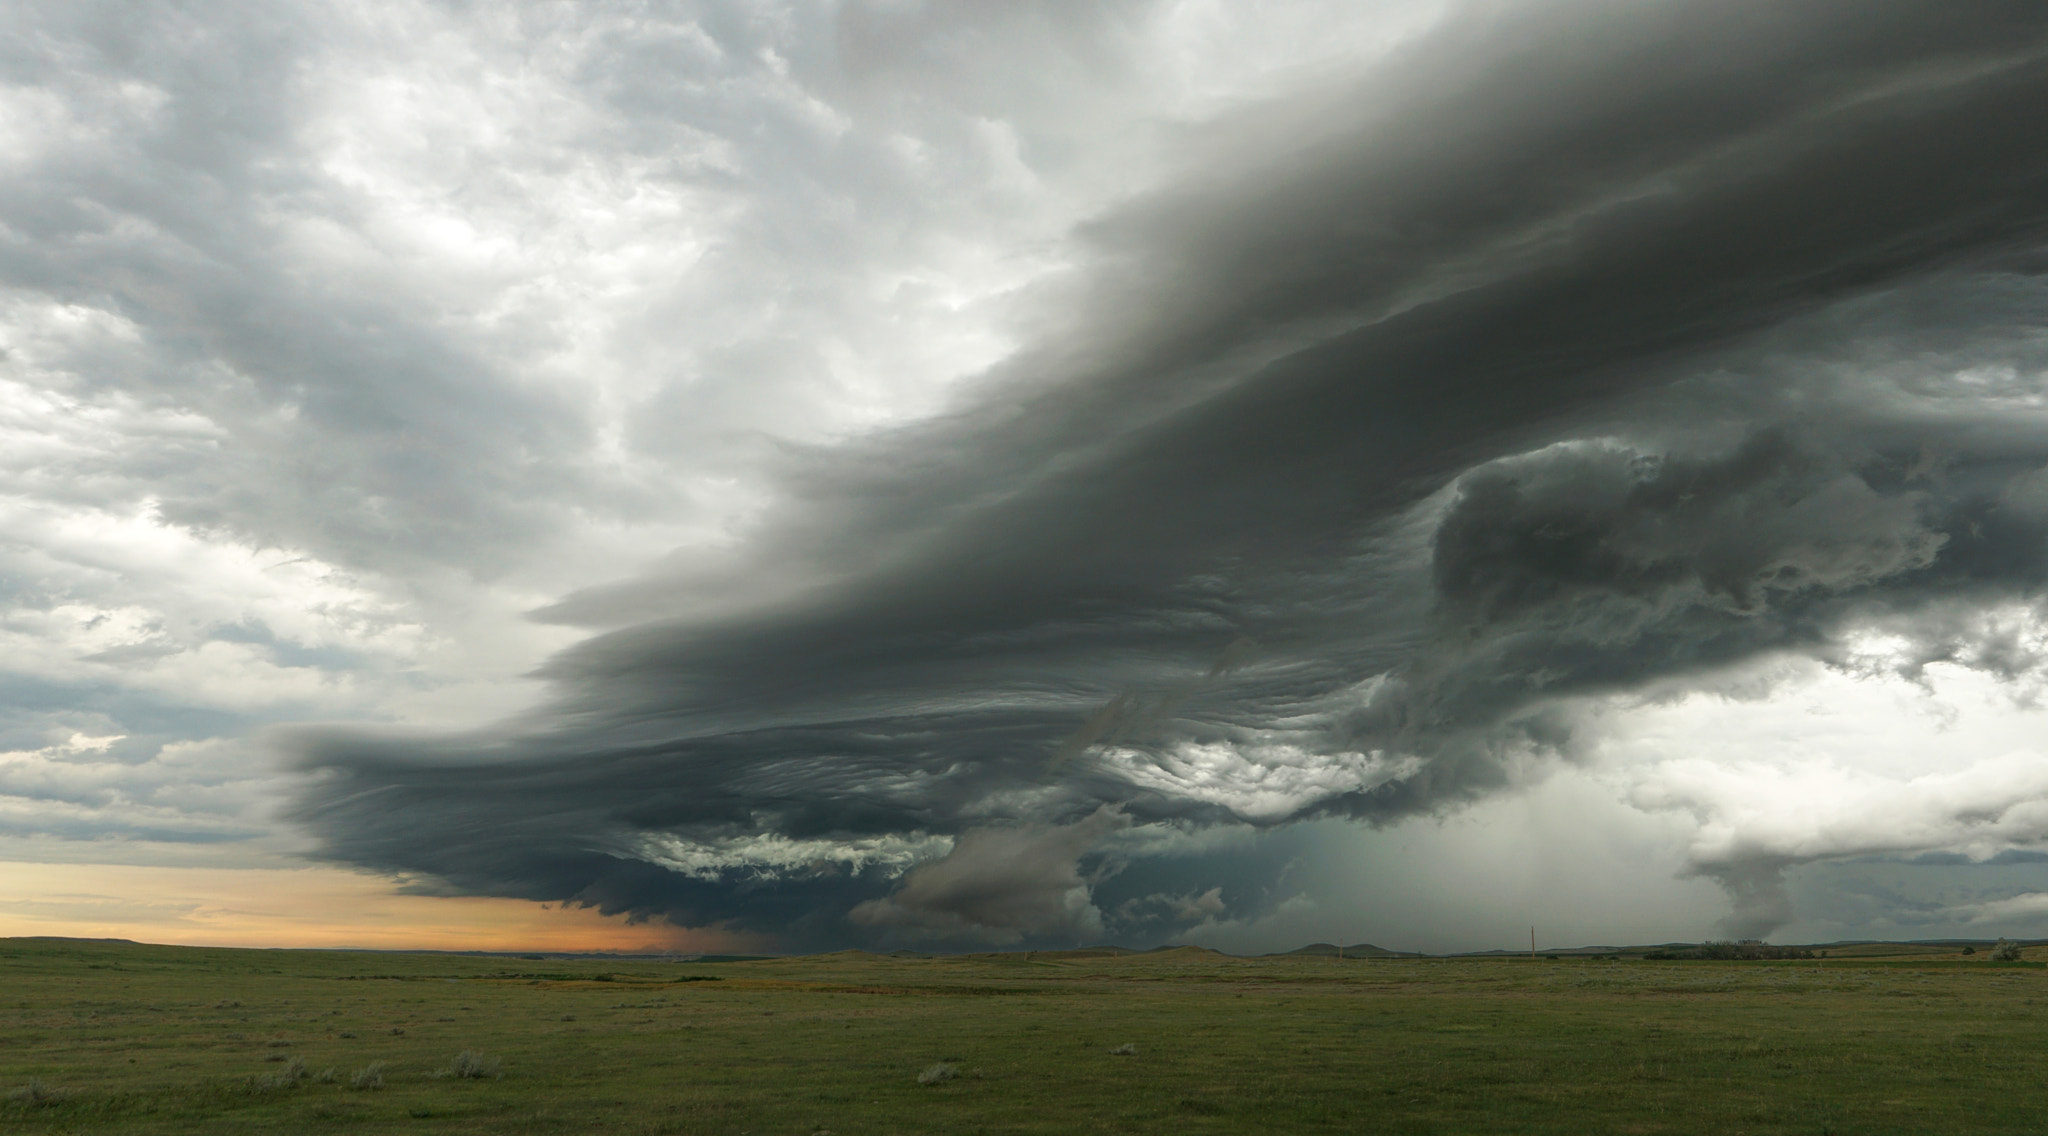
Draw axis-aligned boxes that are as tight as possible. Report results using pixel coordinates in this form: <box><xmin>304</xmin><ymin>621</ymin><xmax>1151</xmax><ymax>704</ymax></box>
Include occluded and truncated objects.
<box><xmin>634</xmin><ymin>829</ymin><xmax>953</xmax><ymax>882</ymax></box>
<box><xmin>0</xmin><ymin>496</ymin><xmax>419</xmax><ymax>714</ymax></box>
<box><xmin>1105</xmin><ymin>739</ymin><xmax>1424</xmax><ymax>822</ymax></box>
<box><xmin>0</xmin><ymin>734</ymin><xmax>279</xmax><ymax>843</ymax></box>
<box><xmin>1557</xmin><ymin>651</ymin><xmax>2048</xmax><ymax>935</ymax></box>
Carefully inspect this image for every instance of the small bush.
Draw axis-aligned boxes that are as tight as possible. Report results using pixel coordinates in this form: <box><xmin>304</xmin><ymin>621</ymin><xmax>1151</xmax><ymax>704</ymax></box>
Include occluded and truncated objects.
<box><xmin>314</xmin><ymin>1067</ymin><xmax>338</xmax><ymax>1084</ymax></box>
<box><xmin>253</xmin><ymin>1057</ymin><xmax>306</xmax><ymax>1090</ymax></box>
<box><xmin>1651</xmin><ymin>941</ymin><xmax>1817</xmax><ymax>961</ymax></box>
<box><xmin>448</xmin><ymin>1050</ymin><xmax>501</xmax><ymax>1079</ymax></box>
<box><xmin>916</xmin><ymin>1063</ymin><xmax>958</xmax><ymax>1085</ymax></box>
<box><xmin>6</xmin><ymin>1079</ymin><xmax>62</xmax><ymax>1106</ymax></box>
<box><xmin>349</xmin><ymin>1063</ymin><xmax>385</xmax><ymax>1091</ymax></box>
<box><xmin>1697</xmin><ymin>940</ymin><xmax>1816</xmax><ymax>961</ymax></box>
<box><xmin>1962</xmin><ymin>945</ymin><xmax>1977</xmax><ymax>956</ymax></box>
<box><xmin>1109</xmin><ymin>1043</ymin><xmax>1138</xmax><ymax>1056</ymax></box>
<box><xmin>1992</xmin><ymin>939</ymin><xmax>2024</xmax><ymax>962</ymax></box>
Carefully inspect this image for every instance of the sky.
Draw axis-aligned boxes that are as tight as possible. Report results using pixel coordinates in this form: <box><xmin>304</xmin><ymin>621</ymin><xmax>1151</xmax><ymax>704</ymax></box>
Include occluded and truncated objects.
<box><xmin>8</xmin><ymin>0</ymin><xmax>2048</xmax><ymax>955</ymax></box>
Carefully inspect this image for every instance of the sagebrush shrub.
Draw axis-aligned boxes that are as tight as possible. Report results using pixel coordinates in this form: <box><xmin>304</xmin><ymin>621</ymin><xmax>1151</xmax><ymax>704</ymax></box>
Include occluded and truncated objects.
<box><xmin>253</xmin><ymin>1057</ymin><xmax>306</xmax><ymax>1090</ymax></box>
<box><xmin>6</xmin><ymin>1079</ymin><xmax>61</xmax><ymax>1106</ymax></box>
<box><xmin>349</xmin><ymin>1062</ymin><xmax>385</xmax><ymax>1090</ymax></box>
<box><xmin>449</xmin><ymin>1049</ymin><xmax>501</xmax><ymax>1079</ymax></box>
<box><xmin>916</xmin><ymin>1063</ymin><xmax>957</xmax><ymax>1085</ymax></box>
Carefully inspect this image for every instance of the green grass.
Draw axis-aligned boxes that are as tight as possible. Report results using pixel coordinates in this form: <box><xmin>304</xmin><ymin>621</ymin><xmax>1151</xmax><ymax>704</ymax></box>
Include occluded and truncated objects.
<box><xmin>3</xmin><ymin>937</ymin><xmax>2047</xmax><ymax>1133</ymax></box>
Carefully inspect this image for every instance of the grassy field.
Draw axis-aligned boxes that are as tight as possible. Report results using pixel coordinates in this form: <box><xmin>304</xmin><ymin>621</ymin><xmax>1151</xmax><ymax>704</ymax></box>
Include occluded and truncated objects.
<box><xmin>3</xmin><ymin>937</ymin><xmax>2046</xmax><ymax>1134</ymax></box>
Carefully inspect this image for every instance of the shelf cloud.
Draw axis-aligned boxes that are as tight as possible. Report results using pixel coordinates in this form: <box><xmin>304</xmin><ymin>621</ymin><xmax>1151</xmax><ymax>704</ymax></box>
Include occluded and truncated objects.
<box><xmin>275</xmin><ymin>0</ymin><xmax>2048</xmax><ymax>946</ymax></box>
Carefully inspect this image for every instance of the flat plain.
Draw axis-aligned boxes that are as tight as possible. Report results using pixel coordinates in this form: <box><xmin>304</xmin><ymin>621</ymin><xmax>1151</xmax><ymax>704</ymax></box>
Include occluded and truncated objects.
<box><xmin>2</xmin><ymin>937</ymin><xmax>2045</xmax><ymax>1134</ymax></box>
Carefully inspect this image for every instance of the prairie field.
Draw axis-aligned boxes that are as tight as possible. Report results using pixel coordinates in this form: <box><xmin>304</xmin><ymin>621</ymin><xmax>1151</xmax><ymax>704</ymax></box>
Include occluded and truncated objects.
<box><xmin>2</xmin><ymin>937</ymin><xmax>2045</xmax><ymax>1134</ymax></box>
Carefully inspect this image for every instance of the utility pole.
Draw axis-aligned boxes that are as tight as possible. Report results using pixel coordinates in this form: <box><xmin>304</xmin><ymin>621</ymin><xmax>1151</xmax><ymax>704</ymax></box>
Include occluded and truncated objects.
<box><xmin>1530</xmin><ymin>926</ymin><xmax>1536</xmax><ymax>960</ymax></box>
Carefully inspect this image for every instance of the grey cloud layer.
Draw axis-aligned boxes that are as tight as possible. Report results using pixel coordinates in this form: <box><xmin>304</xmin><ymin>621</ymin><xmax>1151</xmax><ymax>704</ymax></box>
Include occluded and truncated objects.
<box><xmin>3</xmin><ymin>0</ymin><xmax>1178</xmax><ymax>855</ymax></box>
<box><xmin>286</xmin><ymin>0</ymin><xmax>2048</xmax><ymax>946</ymax></box>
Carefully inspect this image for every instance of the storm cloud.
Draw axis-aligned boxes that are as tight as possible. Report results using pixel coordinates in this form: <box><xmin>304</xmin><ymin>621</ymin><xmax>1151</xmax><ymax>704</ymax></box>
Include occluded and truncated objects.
<box><xmin>12</xmin><ymin>0</ymin><xmax>2048</xmax><ymax>949</ymax></box>
<box><xmin>267</xmin><ymin>0</ymin><xmax>2048</xmax><ymax>947</ymax></box>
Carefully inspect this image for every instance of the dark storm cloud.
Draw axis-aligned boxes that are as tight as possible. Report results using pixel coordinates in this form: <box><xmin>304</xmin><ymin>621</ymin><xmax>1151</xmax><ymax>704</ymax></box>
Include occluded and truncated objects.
<box><xmin>847</xmin><ymin>805</ymin><xmax>1131</xmax><ymax>944</ymax></box>
<box><xmin>291</xmin><ymin>0</ymin><xmax>2048</xmax><ymax>945</ymax></box>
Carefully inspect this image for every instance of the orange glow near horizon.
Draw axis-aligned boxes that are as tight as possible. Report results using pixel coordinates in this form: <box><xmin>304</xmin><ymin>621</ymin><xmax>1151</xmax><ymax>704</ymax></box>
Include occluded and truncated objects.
<box><xmin>0</xmin><ymin>862</ymin><xmax>771</xmax><ymax>954</ymax></box>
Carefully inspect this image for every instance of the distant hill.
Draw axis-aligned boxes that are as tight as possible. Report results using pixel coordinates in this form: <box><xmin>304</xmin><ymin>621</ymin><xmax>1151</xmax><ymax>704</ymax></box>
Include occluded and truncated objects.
<box><xmin>1007</xmin><ymin>946</ymin><xmax>1137</xmax><ymax>960</ymax></box>
<box><xmin>1452</xmin><ymin>944</ymin><xmax>1642</xmax><ymax>957</ymax></box>
<box><xmin>1270</xmin><ymin>942</ymin><xmax>1425</xmax><ymax>958</ymax></box>
<box><xmin>1441</xmin><ymin>938</ymin><xmax>2042</xmax><ymax>959</ymax></box>
<box><xmin>15</xmin><ymin>934</ymin><xmax>2039</xmax><ymax>965</ymax></box>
